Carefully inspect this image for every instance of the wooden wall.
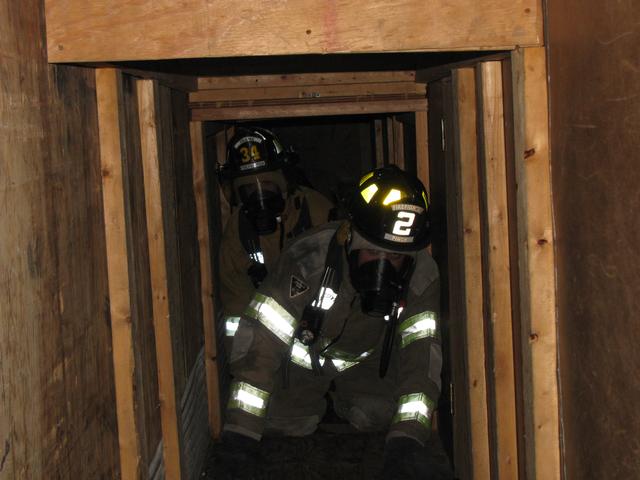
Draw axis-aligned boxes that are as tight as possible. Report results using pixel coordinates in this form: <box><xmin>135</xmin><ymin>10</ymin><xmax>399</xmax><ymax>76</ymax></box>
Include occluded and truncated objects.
<box><xmin>0</xmin><ymin>1</ymin><xmax>119</xmax><ymax>478</ymax></box>
<box><xmin>547</xmin><ymin>1</ymin><xmax>640</xmax><ymax>478</ymax></box>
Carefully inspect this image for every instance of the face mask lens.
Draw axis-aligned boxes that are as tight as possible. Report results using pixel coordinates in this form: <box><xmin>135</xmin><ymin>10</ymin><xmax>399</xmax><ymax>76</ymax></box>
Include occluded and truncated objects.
<box><xmin>237</xmin><ymin>179</ymin><xmax>285</xmax><ymax>234</ymax></box>
<box><xmin>238</xmin><ymin>180</ymin><xmax>282</xmax><ymax>209</ymax></box>
<box><xmin>349</xmin><ymin>250</ymin><xmax>414</xmax><ymax>317</ymax></box>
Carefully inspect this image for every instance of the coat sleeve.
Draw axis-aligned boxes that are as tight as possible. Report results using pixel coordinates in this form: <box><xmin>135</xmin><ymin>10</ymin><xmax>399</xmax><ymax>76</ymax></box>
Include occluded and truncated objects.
<box><xmin>387</xmin><ymin>254</ymin><xmax>442</xmax><ymax>445</ymax></box>
<box><xmin>223</xmin><ymin>249</ymin><xmax>311</xmax><ymax>440</ymax></box>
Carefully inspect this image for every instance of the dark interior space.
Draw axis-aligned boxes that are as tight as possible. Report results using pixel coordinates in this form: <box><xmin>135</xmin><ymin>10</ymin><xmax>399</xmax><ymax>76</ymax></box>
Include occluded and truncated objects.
<box><xmin>200</xmin><ymin>115</ymin><xmax>457</xmax><ymax>479</ymax></box>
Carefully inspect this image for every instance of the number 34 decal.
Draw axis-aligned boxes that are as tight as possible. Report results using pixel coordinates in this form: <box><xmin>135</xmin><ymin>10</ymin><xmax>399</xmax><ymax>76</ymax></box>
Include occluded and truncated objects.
<box><xmin>392</xmin><ymin>211</ymin><xmax>416</xmax><ymax>236</ymax></box>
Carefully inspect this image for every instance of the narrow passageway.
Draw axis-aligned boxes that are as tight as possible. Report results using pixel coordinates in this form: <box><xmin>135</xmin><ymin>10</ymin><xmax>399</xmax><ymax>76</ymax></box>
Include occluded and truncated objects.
<box><xmin>202</xmin><ymin>422</ymin><xmax>453</xmax><ymax>479</ymax></box>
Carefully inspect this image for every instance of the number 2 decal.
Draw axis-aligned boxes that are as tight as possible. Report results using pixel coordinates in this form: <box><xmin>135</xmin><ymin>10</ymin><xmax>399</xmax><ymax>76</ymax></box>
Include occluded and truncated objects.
<box><xmin>392</xmin><ymin>211</ymin><xmax>416</xmax><ymax>235</ymax></box>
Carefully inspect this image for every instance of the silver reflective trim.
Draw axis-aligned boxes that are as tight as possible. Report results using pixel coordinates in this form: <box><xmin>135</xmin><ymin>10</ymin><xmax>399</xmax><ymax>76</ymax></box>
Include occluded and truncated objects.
<box><xmin>290</xmin><ymin>338</ymin><xmax>326</xmax><ymax>370</ymax></box>
<box><xmin>399</xmin><ymin>311</ymin><xmax>437</xmax><ymax>348</ymax></box>
<box><xmin>330</xmin><ymin>358</ymin><xmax>359</xmax><ymax>372</ymax></box>
<box><xmin>250</xmin><ymin>251</ymin><xmax>265</xmax><ymax>264</ymax></box>
<box><xmin>327</xmin><ymin>348</ymin><xmax>373</xmax><ymax>372</ymax></box>
<box><xmin>311</xmin><ymin>286</ymin><xmax>337</xmax><ymax>311</ymax></box>
<box><xmin>227</xmin><ymin>381</ymin><xmax>270</xmax><ymax>418</ymax></box>
<box><xmin>225</xmin><ymin>316</ymin><xmax>241</xmax><ymax>337</ymax></box>
<box><xmin>244</xmin><ymin>293</ymin><xmax>296</xmax><ymax>345</ymax></box>
<box><xmin>392</xmin><ymin>392</ymin><xmax>434</xmax><ymax>427</ymax></box>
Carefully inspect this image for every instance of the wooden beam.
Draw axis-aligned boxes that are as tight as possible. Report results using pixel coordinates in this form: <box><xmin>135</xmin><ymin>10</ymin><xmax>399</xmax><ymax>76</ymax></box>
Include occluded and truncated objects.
<box><xmin>392</xmin><ymin>117</ymin><xmax>405</xmax><ymax>169</ymax></box>
<box><xmin>198</xmin><ymin>71</ymin><xmax>417</xmax><ymax>90</ymax></box>
<box><xmin>190</xmin><ymin>98</ymin><xmax>428</xmax><ymax>121</ymax></box>
<box><xmin>189</xmin><ymin>121</ymin><xmax>223</xmax><ymax>440</ymax></box>
<box><xmin>45</xmin><ymin>0</ymin><xmax>542</xmax><ymax>63</ymax></box>
<box><xmin>477</xmin><ymin>60</ymin><xmax>519</xmax><ymax>479</ymax></box>
<box><xmin>95</xmin><ymin>68</ymin><xmax>141</xmax><ymax>480</ymax></box>
<box><xmin>215</xmin><ymin>127</ymin><xmax>234</xmax><ymax>229</ymax></box>
<box><xmin>120</xmin><ymin>68</ymin><xmax>197</xmax><ymax>92</ymax></box>
<box><xmin>386</xmin><ymin>117</ymin><xmax>396</xmax><ymax>166</ymax></box>
<box><xmin>374</xmin><ymin>119</ymin><xmax>385</xmax><ymax>168</ymax></box>
<box><xmin>416</xmin><ymin>52</ymin><xmax>510</xmax><ymax>83</ymax></box>
<box><xmin>190</xmin><ymin>82</ymin><xmax>426</xmax><ymax>103</ymax></box>
<box><xmin>452</xmin><ymin>67</ymin><xmax>491</xmax><ymax>480</ymax></box>
<box><xmin>137</xmin><ymin>79</ymin><xmax>185</xmax><ymax>479</ymax></box>
<box><xmin>415</xmin><ymin>110</ymin><xmax>429</xmax><ymax>188</ymax></box>
<box><xmin>511</xmin><ymin>47</ymin><xmax>560</xmax><ymax>480</ymax></box>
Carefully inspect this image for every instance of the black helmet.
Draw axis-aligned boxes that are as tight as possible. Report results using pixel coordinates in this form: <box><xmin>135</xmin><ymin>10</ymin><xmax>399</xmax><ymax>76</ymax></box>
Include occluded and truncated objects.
<box><xmin>348</xmin><ymin>165</ymin><xmax>431</xmax><ymax>252</ymax></box>
<box><xmin>220</xmin><ymin>127</ymin><xmax>287</xmax><ymax>182</ymax></box>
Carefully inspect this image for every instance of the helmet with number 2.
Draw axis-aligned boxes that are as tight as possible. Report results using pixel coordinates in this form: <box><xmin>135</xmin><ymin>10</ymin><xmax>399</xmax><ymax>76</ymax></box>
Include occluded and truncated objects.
<box><xmin>349</xmin><ymin>165</ymin><xmax>431</xmax><ymax>253</ymax></box>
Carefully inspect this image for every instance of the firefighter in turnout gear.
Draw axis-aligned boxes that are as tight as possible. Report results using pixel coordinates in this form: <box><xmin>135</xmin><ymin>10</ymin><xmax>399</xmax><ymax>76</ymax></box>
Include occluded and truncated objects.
<box><xmin>218</xmin><ymin>126</ymin><xmax>333</xmax><ymax>348</ymax></box>
<box><xmin>219</xmin><ymin>165</ymin><xmax>448</xmax><ymax>479</ymax></box>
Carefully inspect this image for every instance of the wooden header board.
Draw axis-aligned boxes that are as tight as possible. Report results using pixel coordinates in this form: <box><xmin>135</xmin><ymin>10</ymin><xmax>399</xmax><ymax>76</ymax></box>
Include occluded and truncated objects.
<box><xmin>45</xmin><ymin>0</ymin><xmax>542</xmax><ymax>63</ymax></box>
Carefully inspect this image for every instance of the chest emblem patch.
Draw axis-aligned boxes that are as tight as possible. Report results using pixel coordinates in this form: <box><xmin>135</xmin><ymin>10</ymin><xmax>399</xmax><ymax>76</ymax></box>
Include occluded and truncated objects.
<box><xmin>289</xmin><ymin>275</ymin><xmax>309</xmax><ymax>298</ymax></box>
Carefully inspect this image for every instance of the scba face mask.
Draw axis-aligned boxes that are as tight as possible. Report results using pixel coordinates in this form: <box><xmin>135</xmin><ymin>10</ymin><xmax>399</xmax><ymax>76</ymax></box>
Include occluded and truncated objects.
<box><xmin>348</xmin><ymin>249</ymin><xmax>415</xmax><ymax>317</ymax></box>
<box><xmin>237</xmin><ymin>180</ymin><xmax>285</xmax><ymax>235</ymax></box>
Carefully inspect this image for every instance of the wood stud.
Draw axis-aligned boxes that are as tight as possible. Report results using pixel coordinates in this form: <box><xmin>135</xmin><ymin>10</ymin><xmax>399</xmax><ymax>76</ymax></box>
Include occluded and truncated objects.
<box><xmin>137</xmin><ymin>79</ymin><xmax>185</xmax><ymax>480</ymax></box>
<box><xmin>95</xmin><ymin>68</ymin><xmax>142</xmax><ymax>480</ymax></box>
<box><xmin>477</xmin><ymin>60</ymin><xmax>519</xmax><ymax>479</ymax></box>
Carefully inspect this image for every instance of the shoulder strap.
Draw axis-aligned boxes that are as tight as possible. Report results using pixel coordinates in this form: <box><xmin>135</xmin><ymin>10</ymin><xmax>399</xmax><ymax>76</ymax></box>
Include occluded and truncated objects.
<box><xmin>289</xmin><ymin>196</ymin><xmax>312</xmax><ymax>238</ymax></box>
<box><xmin>238</xmin><ymin>210</ymin><xmax>268</xmax><ymax>287</ymax></box>
<box><xmin>296</xmin><ymin>227</ymin><xmax>344</xmax><ymax>347</ymax></box>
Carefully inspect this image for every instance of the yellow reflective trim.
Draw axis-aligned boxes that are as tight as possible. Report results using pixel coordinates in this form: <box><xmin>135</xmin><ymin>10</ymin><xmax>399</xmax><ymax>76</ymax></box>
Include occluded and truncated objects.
<box><xmin>359</xmin><ymin>171</ymin><xmax>374</xmax><ymax>186</ymax></box>
<box><xmin>382</xmin><ymin>189</ymin><xmax>403</xmax><ymax>205</ymax></box>
<box><xmin>422</xmin><ymin>191</ymin><xmax>429</xmax><ymax>208</ymax></box>
<box><xmin>360</xmin><ymin>184</ymin><xmax>379</xmax><ymax>203</ymax></box>
<box><xmin>227</xmin><ymin>381</ymin><xmax>270</xmax><ymax>418</ymax></box>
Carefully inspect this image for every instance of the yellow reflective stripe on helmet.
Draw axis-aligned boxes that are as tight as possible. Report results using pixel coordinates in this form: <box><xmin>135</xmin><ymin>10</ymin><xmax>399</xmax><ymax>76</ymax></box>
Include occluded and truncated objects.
<box><xmin>360</xmin><ymin>183</ymin><xmax>378</xmax><ymax>203</ymax></box>
<box><xmin>398</xmin><ymin>311</ymin><xmax>438</xmax><ymax>348</ymax></box>
<box><xmin>290</xmin><ymin>338</ymin><xmax>326</xmax><ymax>370</ymax></box>
<box><xmin>225</xmin><ymin>316</ymin><xmax>241</xmax><ymax>337</ymax></box>
<box><xmin>228</xmin><ymin>381</ymin><xmax>270</xmax><ymax>418</ymax></box>
<box><xmin>359</xmin><ymin>171</ymin><xmax>374</xmax><ymax>186</ymax></box>
<box><xmin>382</xmin><ymin>188</ymin><xmax>403</xmax><ymax>205</ymax></box>
<box><xmin>244</xmin><ymin>293</ymin><xmax>296</xmax><ymax>345</ymax></box>
<box><xmin>392</xmin><ymin>392</ymin><xmax>434</xmax><ymax>427</ymax></box>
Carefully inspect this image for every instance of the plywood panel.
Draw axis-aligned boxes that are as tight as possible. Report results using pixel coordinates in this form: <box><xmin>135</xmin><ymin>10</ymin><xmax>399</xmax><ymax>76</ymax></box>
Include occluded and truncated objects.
<box><xmin>190</xmin><ymin>122</ymin><xmax>223</xmax><ymax>439</ymax></box>
<box><xmin>45</xmin><ymin>0</ymin><xmax>542</xmax><ymax>63</ymax></box>
<box><xmin>167</xmin><ymin>88</ymin><xmax>202</xmax><ymax>396</ymax></box>
<box><xmin>452</xmin><ymin>67</ymin><xmax>491</xmax><ymax>480</ymax></box>
<box><xmin>546</xmin><ymin>2</ymin><xmax>640</xmax><ymax>476</ymax></box>
<box><xmin>1</xmin><ymin>3</ymin><xmax>119</xmax><ymax>478</ymax></box>
<box><xmin>415</xmin><ymin>111</ymin><xmax>429</xmax><ymax>187</ymax></box>
<box><xmin>392</xmin><ymin>117</ymin><xmax>405</xmax><ymax>169</ymax></box>
<box><xmin>477</xmin><ymin>61</ymin><xmax>518</xmax><ymax>479</ymax></box>
<box><xmin>120</xmin><ymin>73</ymin><xmax>165</xmax><ymax>471</ymax></box>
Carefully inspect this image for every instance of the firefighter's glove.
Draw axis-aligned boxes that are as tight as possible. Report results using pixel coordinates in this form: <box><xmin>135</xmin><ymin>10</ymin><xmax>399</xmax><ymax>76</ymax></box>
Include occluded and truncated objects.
<box><xmin>215</xmin><ymin>431</ymin><xmax>261</xmax><ymax>479</ymax></box>
<box><xmin>382</xmin><ymin>436</ymin><xmax>453</xmax><ymax>480</ymax></box>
